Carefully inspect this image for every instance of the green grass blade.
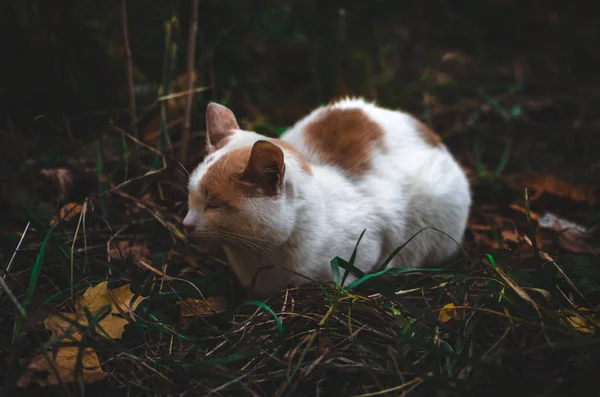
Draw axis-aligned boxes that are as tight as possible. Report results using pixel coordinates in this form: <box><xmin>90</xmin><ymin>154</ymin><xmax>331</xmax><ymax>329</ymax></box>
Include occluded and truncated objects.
<box><xmin>182</xmin><ymin>353</ymin><xmax>247</xmax><ymax>368</ymax></box>
<box><xmin>330</xmin><ymin>257</ymin><xmax>342</xmax><ymax>285</ymax></box>
<box><xmin>240</xmin><ymin>301</ymin><xmax>284</xmax><ymax>336</ymax></box>
<box><xmin>15</xmin><ymin>224</ymin><xmax>55</xmax><ymax>336</ymax></box>
<box><xmin>341</xmin><ymin>229</ymin><xmax>366</xmax><ymax>286</ymax></box>
<box><xmin>28</xmin><ymin>226</ymin><xmax>55</xmax><ymax>297</ymax></box>
<box><xmin>494</xmin><ymin>139</ymin><xmax>512</xmax><ymax>176</ymax></box>
<box><xmin>347</xmin><ymin>267</ymin><xmax>449</xmax><ymax>290</ymax></box>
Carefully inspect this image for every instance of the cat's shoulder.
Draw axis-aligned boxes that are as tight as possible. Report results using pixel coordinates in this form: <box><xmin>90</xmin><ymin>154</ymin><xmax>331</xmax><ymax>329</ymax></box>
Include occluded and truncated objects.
<box><xmin>289</xmin><ymin>97</ymin><xmax>442</xmax><ymax>176</ymax></box>
<box><xmin>298</xmin><ymin>97</ymin><xmax>385</xmax><ymax>176</ymax></box>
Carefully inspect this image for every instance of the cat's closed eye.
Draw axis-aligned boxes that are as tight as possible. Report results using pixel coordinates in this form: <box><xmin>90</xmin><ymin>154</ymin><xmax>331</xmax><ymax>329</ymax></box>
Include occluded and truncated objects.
<box><xmin>205</xmin><ymin>202</ymin><xmax>222</xmax><ymax>211</ymax></box>
<box><xmin>205</xmin><ymin>199</ymin><xmax>230</xmax><ymax>211</ymax></box>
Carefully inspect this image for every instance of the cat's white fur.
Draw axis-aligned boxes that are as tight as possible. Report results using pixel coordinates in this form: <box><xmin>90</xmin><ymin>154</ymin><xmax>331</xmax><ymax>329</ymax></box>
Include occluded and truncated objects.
<box><xmin>185</xmin><ymin>98</ymin><xmax>471</xmax><ymax>297</ymax></box>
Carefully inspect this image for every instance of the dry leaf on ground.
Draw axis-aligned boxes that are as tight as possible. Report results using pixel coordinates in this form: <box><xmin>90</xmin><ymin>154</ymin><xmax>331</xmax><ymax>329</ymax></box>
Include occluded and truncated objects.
<box><xmin>560</xmin><ymin>307</ymin><xmax>599</xmax><ymax>334</ymax></box>
<box><xmin>17</xmin><ymin>347</ymin><xmax>106</xmax><ymax>387</ymax></box>
<box><xmin>177</xmin><ymin>296</ymin><xmax>229</xmax><ymax>317</ymax></box>
<box><xmin>109</xmin><ymin>240</ymin><xmax>150</xmax><ymax>263</ymax></box>
<box><xmin>177</xmin><ymin>296</ymin><xmax>229</xmax><ymax>330</ymax></box>
<box><xmin>438</xmin><ymin>303</ymin><xmax>460</xmax><ymax>323</ymax></box>
<box><xmin>50</xmin><ymin>202</ymin><xmax>83</xmax><ymax>225</ymax></box>
<box><xmin>71</xmin><ymin>281</ymin><xmax>146</xmax><ymax>339</ymax></box>
<box><xmin>18</xmin><ymin>282</ymin><xmax>146</xmax><ymax>387</ymax></box>
<box><xmin>507</xmin><ymin>173</ymin><xmax>598</xmax><ymax>206</ymax></box>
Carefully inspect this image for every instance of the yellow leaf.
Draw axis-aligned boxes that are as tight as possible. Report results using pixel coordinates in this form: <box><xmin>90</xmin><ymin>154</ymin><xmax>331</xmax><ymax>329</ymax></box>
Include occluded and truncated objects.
<box><xmin>17</xmin><ymin>347</ymin><xmax>106</xmax><ymax>387</ymax></box>
<box><xmin>566</xmin><ymin>315</ymin><xmax>596</xmax><ymax>334</ymax></box>
<box><xmin>44</xmin><ymin>312</ymin><xmax>82</xmax><ymax>341</ymax></box>
<box><xmin>47</xmin><ymin>281</ymin><xmax>146</xmax><ymax>341</ymax></box>
<box><xmin>438</xmin><ymin>303</ymin><xmax>460</xmax><ymax>323</ymax></box>
<box><xmin>177</xmin><ymin>296</ymin><xmax>229</xmax><ymax>317</ymax></box>
<box><xmin>19</xmin><ymin>282</ymin><xmax>146</xmax><ymax>387</ymax></box>
<box><xmin>561</xmin><ymin>307</ymin><xmax>598</xmax><ymax>334</ymax></box>
<box><xmin>50</xmin><ymin>202</ymin><xmax>83</xmax><ymax>226</ymax></box>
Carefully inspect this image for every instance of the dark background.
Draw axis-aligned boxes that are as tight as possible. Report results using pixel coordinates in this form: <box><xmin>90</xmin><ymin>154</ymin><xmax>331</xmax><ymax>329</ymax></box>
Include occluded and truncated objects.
<box><xmin>1</xmin><ymin>1</ymin><xmax>600</xmax><ymax>396</ymax></box>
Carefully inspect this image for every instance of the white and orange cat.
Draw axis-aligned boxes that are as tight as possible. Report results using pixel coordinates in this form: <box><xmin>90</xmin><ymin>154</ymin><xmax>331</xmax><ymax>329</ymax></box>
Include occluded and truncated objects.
<box><xmin>184</xmin><ymin>98</ymin><xmax>471</xmax><ymax>297</ymax></box>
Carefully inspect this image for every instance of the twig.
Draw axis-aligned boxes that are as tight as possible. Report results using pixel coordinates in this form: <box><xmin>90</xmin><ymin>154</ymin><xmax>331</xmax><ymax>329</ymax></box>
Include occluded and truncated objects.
<box><xmin>70</xmin><ymin>201</ymin><xmax>87</xmax><ymax>301</ymax></box>
<box><xmin>0</xmin><ymin>221</ymin><xmax>30</xmax><ymax>296</ymax></box>
<box><xmin>179</xmin><ymin>0</ymin><xmax>200</xmax><ymax>163</ymax></box>
<box><xmin>121</xmin><ymin>0</ymin><xmax>139</xmax><ymax>161</ymax></box>
<box><xmin>106</xmin><ymin>123</ymin><xmax>167</xmax><ymax>195</ymax></box>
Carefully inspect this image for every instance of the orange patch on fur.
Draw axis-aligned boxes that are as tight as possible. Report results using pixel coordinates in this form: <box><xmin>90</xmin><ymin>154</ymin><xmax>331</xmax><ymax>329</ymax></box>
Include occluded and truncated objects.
<box><xmin>414</xmin><ymin>119</ymin><xmax>442</xmax><ymax>147</ymax></box>
<box><xmin>304</xmin><ymin>108</ymin><xmax>384</xmax><ymax>175</ymax></box>
<box><xmin>199</xmin><ymin>148</ymin><xmax>253</xmax><ymax>207</ymax></box>
<box><xmin>199</xmin><ymin>141</ymin><xmax>290</xmax><ymax>205</ymax></box>
<box><xmin>272</xmin><ymin>139</ymin><xmax>312</xmax><ymax>175</ymax></box>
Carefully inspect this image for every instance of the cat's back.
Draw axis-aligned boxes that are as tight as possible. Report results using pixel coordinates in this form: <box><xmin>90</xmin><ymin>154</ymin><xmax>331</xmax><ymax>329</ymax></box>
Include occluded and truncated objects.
<box><xmin>281</xmin><ymin>97</ymin><xmax>444</xmax><ymax>179</ymax></box>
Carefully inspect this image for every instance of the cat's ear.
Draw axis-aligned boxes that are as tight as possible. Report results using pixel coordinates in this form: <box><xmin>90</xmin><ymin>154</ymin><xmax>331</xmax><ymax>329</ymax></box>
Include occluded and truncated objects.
<box><xmin>240</xmin><ymin>140</ymin><xmax>286</xmax><ymax>196</ymax></box>
<box><xmin>205</xmin><ymin>102</ymin><xmax>239</xmax><ymax>149</ymax></box>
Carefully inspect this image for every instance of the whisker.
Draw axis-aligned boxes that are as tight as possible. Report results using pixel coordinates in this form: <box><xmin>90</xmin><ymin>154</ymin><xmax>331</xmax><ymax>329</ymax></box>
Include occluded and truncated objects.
<box><xmin>169</xmin><ymin>155</ymin><xmax>191</xmax><ymax>177</ymax></box>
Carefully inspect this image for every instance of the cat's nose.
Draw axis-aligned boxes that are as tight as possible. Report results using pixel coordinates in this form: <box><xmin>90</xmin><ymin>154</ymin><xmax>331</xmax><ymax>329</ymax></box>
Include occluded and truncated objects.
<box><xmin>183</xmin><ymin>212</ymin><xmax>197</xmax><ymax>232</ymax></box>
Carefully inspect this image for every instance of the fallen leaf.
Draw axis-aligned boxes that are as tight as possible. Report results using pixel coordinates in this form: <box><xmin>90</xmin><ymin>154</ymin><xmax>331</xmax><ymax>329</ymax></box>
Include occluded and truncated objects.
<box><xmin>177</xmin><ymin>296</ymin><xmax>229</xmax><ymax>318</ymax></box>
<box><xmin>44</xmin><ymin>312</ymin><xmax>82</xmax><ymax>340</ymax></box>
<box><xmin>501</xmin><ymin>229</ymin><xmax>520</xmax><ymax>244</ymax></box>
<box><xmin>78</xmin><ymin>281</ymin><xmax>146</xmax><ymax>338</ymax></box>
<box><xmin>509</xmin><ymin>204</ymin><xmax>540</xmax><ymax>221</ymax></box>
<box><xmin>177</xmin><ymin>296</ymin><xmax>229</xmax><ymax>331</ymax></box>
<box><xmin>19</xmin><ymin>282</ymin><xmax>145</xmax><ymax>387</ymax></box>
<box><xmin>109</xmin><ymin>241</ymin><xmax>150</xmax><ymax>263</ymax></box>
<box><xmin>45</xmin><ymin>281</ymin><xmax>146</xmax><ymax>340</ymax></box>
<box><xmin>438</xmin><ymin>303</ymin><xmax>460</xmax><ymax>323</ymax></box>
<box><xmin>50</xmin><ymin>202</ymin><xmax>83</xmax><ymax>226</ymax></box>
<box><xmin>560</xmin><ymin>307</ymin><xmax>598</xmax><ymax>334</ymax></box>
<box><xmin>509</xmin><ymin>174</ymin><xmax>597</xmax><ymax>206</ymax></box>
<box><xmin>17</xmin><ymin>347</ymin><xmax>106</xmax><ymax>387</ymax></box>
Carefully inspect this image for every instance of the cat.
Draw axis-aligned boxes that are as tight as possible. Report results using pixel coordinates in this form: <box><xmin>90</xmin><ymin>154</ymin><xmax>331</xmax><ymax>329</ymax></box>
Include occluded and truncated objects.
<box><xmin>184</xmin><ymin>98</ymin><xmax>471</xmax><ymax>297</ymax></box>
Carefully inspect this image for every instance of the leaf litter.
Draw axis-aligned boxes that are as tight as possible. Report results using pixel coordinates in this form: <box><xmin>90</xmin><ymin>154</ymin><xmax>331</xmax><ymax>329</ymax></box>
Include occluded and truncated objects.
<box><xmin>17</xmin><ymin>282</ymin><xmax>146</xmax><ymax>387</ymax></box>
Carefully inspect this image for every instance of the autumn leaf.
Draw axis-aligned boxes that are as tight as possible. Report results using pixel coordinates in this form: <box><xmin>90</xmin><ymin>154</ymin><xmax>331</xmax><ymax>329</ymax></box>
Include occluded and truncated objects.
<box><xmin>50</xmin><ymin>202</ymin><xmax>83</xmax><ymax>225</ymax></box>
<box><xmin>109</xmin><ymin>240</ymin><xmax>150</xmax><ymax>264</ymax></box>
<box><xmin>177</xmin><ymin>296</ymin><xmax>229</xmax><ymax>317</ymax></box>
<box><xmin>506</xmin><ymin>173</ymin><xmax>598</xmax><ymax>206</ymax></box>
<box><xmin>69</xmin><ymin>281</ymin><xmax>146</xmax><ymax>339</ymax></box>
<box><xmin>438</xmin><ymin>303</ymin><xmax>460</xmax><ymax>323</ymax></box>
<box><xmin>560</xmin><ymin>307</ymin><xmax>599</xmax><ymax>334</ymax></box>
<box><xmin>17</xmin><ymin>347</ymin><xmax>106</xmax><ymax>387</ymax></box>
<box><xmin>177</xmin><ymin>296</ymin><xmax>229</xmax><ymax>330</ymax></box>
<box><xmin>18</xmin><ymin>282</ymin><xmax>146</xmax><ymax>387</ymax></box>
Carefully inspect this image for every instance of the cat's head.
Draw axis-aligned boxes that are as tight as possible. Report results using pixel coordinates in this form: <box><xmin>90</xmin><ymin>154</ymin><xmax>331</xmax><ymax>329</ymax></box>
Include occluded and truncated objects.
<box><xmin>183</xmin><ymin>103</ymin><xmax>295</xmax><ymax>246</ymax></box>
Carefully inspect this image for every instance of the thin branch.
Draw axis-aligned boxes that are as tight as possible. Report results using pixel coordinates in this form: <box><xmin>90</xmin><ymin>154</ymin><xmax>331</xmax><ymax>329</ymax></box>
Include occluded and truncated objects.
<box><xmin>179</xmin><ymin>0</ymin><xmax>200</xmax><ymax>163</ymax></box>
<box><xmin>121</xmin><ymin>0</ymin><xmax>139</xmax><ymax>162</ymax></box>
<box><xmin>0</xmin><ymin>222</ymin><xmax>30</xmax><ymax>296</ymax></box>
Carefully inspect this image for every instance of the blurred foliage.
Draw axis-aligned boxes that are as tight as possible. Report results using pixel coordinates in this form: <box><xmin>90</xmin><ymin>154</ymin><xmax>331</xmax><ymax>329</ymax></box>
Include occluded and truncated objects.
<box><xmin>3</xmin><ymin>0</ymin><xmax>600</xmax><ymax>126</ymax></box>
